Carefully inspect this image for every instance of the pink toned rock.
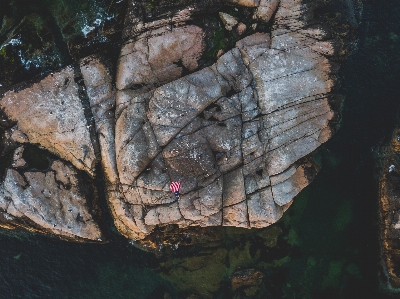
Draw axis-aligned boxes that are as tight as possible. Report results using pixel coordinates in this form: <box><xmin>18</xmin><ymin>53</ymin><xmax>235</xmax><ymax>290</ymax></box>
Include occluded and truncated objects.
<box><xmin>0</xmin><ymin>66</ymin><xmax>96</xmax><ymax>176</ymax></box>
<box><xmin>80</xmin><ymin>55</ymin><xmax>118</xmax><ymax>184</ymax></box>
<box><xmin>11</xmin><ymin>146</ymin><xmax>26</xmax><ymax>168</ymax></box>
<box><xmin>253</xmin><ymin>0</ymin><xmax>280</xmax><ymax>23</ymax></box>
<box><xmin>223</xmin><ymin>0</ymin><xmax>260</xmax><ymax>7</ymax></box>
<box><xmin>109</xmin><ymin>0</ymin><xmax>345</xmax><ymax>239</ymax></box>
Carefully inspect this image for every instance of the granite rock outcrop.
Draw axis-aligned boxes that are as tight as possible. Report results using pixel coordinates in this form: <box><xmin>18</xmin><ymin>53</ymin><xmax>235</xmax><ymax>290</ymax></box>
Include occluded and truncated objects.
<box><xmin>0</xmin><ymin>66</ymin><xmax>97</xmax><ymax>175</ymax></box>
<box><xmin>108</xmin><ymin>0</ymin><xmax>345</xmax><ymax>239</ymax></box>
<box><xmin>0</xmin><ymin>0</ymin><xmax>358</xmax><ymax>242</ymax></box>
<box><xmin>0</xmin><ymin>65</ymin><xmax>102</xmax><ymax>241</ymax></box>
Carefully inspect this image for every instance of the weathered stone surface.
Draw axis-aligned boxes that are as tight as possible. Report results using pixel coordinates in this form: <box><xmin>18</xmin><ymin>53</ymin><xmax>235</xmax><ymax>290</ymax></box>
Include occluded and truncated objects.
<box><xmin>0</xmin><ymin>0</ymin><xmax>357</xmax><ymax>242</ymax></box>
<box><xmin>0</xmin><ymin>66</ymin><xmax>97</xmax><ymax>176</ymax></box>
<box><xmin>271</xmin><ymin>160</ymin><xmax>317</xmax><ymax>206</ymax></box>
<box><xmin>116</xmin><ymin>25</ymin><xmax>205</xmax><ymax>90</ymax></box>
<box><xmin>378</xmin><ymin>127</ymin><xmax>400</xmax><ymax>288</ymax></box>
<box><xmin>0</xmin><ymin>157</ymin><xmax>104</xmax><ymax>242</ymax></box>
<box><xmin>223</xmin><ymin>0</ymin><xmax>279</xmax><ymax>22</ymax></box>
<box><xmin>11</xmin><ymin>146</ymin><xmax>26</xmax><ymax>168</ymax></box>
<box><xmin>121</xmin><ymin>0</ymin><xmax>221</xmax><ymax>41</ymax></box>
<box><xmin>253</xmin><ymin>0</ymin><xmax>279</xmax><ymax>23</ymax></box>
<box><xmin>223</xmin><ymin>0</ymin><xmax>259</xmax><ymax>7</ymax></box>
<box><xmin>80</xmin><ymin>55</ymin><xmax>117</xmax><ymax>184</ymax></box>
<box><xmin>110</xmin><ymin>0</ymin><xmax>341</xmax><ymax>239</ymax></box>
<box><xmin>236</xmin><ymin>23</ymin><xmax>247</xmax><ymax>35</ymax></box>
<box><xmin>0</xmin><ymin>63</ymin><xmax>104</xmax><ymax>241</ymax></box>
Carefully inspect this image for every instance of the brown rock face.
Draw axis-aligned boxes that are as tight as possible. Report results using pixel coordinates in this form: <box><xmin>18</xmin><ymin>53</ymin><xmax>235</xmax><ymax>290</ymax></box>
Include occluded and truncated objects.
<box><xmin>378</xmin><ymin>128</ymin><xmax>400</xmax><ymax>288</ymax></box>
<box><xmin>80</xmin><ymin>55</ymin><xmax>117</xmax><ymax>184</ymax></box>
<box><xmin>0</xmin><ymin>0</ymin><xmax>356</xmax><ymax>242</ymax></box>
<box><xmin>0</xmin><ymin>64</ymin><xmax>103</xmax><ymax>241</ymax></box>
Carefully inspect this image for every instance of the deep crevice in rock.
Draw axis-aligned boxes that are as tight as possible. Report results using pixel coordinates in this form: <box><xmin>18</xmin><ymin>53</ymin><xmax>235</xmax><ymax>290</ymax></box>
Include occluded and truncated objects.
<box><xmin>73</xmin><ymin>65</ymin><xmax>101</xmax><ymax>163</ymax></box>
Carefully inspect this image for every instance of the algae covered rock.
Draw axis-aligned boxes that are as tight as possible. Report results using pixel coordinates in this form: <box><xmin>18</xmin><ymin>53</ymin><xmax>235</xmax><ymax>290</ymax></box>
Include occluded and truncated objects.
<box><xmin>231</xmin><ymin>269</ymin><xmax>264</xmax><ymax>290</ymax></box>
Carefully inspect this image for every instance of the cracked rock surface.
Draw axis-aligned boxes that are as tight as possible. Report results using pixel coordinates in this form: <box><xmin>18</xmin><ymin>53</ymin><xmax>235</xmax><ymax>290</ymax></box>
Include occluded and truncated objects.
<box><xmin>0</xmin><ymin>146</ymin><xmax>103</xmax><ymax>242</ymax></box>
<box><xmin>0</xmin><ymin>0</ymin><xmax>357</xmax><ymax>242</ymax></box>
<box><xmin>109</xmin><ymin>0</ymin><xmax>345</xmax><ymax>240</ymax></box>
<box><xmin>0</xmin><ymin>66</ymin><xmax>97</xmax><ymax>176</ymax></box>
<box><xmin>0</xmin><ymin>64</ymin><xmax>103</xmax><ymax>241</ymax></box>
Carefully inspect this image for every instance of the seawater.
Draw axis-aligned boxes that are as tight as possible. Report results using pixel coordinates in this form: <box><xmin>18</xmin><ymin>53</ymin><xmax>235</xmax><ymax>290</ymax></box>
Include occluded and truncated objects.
<box><xmin>1</xmin><ymin>0</ymin><xmax>400</xmax><ymax>298</ymax></box>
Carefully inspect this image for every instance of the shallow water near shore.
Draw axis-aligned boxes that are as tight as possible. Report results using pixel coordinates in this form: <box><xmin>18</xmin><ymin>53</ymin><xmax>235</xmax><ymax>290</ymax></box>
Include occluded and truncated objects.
<box><xmin>1</xmin><ymin>0</ymin><xmax>400</xmax><ymax>298</ymax></box>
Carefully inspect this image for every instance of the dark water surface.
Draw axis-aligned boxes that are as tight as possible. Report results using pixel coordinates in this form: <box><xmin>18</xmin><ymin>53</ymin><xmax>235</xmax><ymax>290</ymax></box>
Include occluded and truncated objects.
<box><xmin>1</xmin><ymin>0</ymin><xmax>400</xmax><ymax>298</ymax></box>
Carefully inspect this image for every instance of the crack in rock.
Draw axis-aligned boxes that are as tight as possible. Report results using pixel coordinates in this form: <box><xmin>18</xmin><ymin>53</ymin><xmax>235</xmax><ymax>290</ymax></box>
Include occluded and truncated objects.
<box><xmin>0</xmin><ymin>0</ymin><xmax>358</xmax><ymax>242</ymax></box>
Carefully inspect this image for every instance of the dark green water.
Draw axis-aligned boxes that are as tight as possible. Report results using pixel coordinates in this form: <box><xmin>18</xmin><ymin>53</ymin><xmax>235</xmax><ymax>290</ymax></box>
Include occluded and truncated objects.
<box><xmin>1</xmin><ymin>0</ymin><xmax>400</xmax><ymax>298</ymax></box>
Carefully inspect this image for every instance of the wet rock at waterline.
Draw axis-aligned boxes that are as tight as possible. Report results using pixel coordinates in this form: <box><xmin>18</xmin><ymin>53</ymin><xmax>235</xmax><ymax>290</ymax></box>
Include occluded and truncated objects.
<box><xmin>0</xmin><ymin>12</ymin><xmax>65</xmax><ymax>88</ymax></box>
<box><xmin>0</xmin><ymin>0</ymin><xmax>358</xmax><ymax>242</ymax></box>
<box><xmin>110</xmin><ymin>0</ymin><xmax>345</xmax><ymax>240</ymax></box>
<box><xmin>378</xmin><ymin>127</ymin><xmax>400</xmax><ymax>289</ymax></box>
<box><xmin>0</xmin><ymin>64</ymin><xmax>103</xmax><ymax>241</ymax></box>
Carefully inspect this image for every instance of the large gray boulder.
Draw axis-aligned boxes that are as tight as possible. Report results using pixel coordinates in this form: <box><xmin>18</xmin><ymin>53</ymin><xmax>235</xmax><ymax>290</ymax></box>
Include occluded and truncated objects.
<box><xmin>0</xmin><ymin>0</ymin><xmax>357</xmax><ymax>242</ymax></box>
<box><xmin>108</xmin><ymin>0</ymin><xmax>342</xmax><ymax>239</ymax></box>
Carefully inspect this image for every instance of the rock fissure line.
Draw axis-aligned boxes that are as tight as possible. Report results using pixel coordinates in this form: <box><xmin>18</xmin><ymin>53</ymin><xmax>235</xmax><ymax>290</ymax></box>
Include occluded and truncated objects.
<box><xmin>265</xmin><ymin>126</ymin><xmax>324</xmax><ymax>155</ymax></box>
<box><xmin>0</xmin><ymin>0</ymin><xmax>357</xmax><ymax>242</ymax></box>
<box><xmin>266</xmin><ymin>109</ymin><xmax>332</xmax><ymax>140</ymax></box>
<box><xmin>73</xmin><ymin>67</ymin><xmax>101</xmax><ymax>162</ymax></box>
